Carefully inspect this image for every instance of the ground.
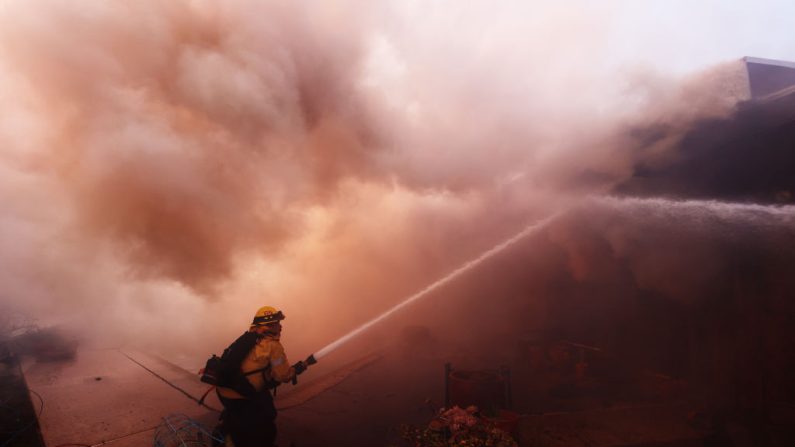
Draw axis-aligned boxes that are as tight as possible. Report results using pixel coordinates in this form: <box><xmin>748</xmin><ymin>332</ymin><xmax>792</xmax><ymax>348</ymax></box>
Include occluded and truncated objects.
<box><xmin>10</xmin><ymin>335</ymin><xmax>795</xmax><ymax>446</ymax></box>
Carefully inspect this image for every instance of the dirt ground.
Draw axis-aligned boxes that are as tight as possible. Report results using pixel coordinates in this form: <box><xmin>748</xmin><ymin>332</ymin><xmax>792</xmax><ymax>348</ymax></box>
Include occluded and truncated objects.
<box><xmin>13</xmin><ymin>333</ymin><xmax>795</xmax><ymax>447</ymax></box>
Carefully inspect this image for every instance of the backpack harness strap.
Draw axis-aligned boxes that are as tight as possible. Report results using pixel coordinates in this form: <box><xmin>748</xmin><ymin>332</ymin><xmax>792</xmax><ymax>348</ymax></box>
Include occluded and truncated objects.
<box><xmin>197</xmin><ymin>366</ymin><xmax>272</xmax><ymax>407</ymax></box>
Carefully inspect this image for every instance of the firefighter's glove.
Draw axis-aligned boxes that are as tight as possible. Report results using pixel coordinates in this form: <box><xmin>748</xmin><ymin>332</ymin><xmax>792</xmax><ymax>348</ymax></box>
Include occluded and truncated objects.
<box><xmin>293</xmin><ymin>361</ymin><xmax>308</xmax><ymax>375</ymax></box>
<box><xmin>291</xmin><ymin>361</ymin><xmax>307</xmax><ymax>385</ymax></box>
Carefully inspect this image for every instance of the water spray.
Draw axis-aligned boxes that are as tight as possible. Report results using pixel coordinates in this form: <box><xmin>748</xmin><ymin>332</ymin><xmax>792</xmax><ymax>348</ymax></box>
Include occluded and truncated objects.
<box><xmin>595</xmin><ymin>195</ymin><xmax>795</xmax><ymax>220</ymax></box>
<box><xmin>299</xmin><ymin>211</ymin><xmax>561</xmax><ymax>367</ymax></box>
<box><xmin>298</xmin><ymin>195</ymin><xmax>795</xmax><ymax>370</ymax></box>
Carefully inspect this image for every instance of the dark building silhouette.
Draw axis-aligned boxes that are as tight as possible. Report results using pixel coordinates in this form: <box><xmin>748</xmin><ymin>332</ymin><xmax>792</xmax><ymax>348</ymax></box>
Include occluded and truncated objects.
<box><xmin>615</xmin><ymin>57</ymin><xmax>795</xmax><ymax>204</ymax></box>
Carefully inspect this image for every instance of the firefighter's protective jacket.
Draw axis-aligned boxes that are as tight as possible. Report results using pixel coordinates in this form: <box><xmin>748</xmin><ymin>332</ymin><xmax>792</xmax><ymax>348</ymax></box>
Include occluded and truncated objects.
<box><xmin>217</xmin><ymin>335</ymin><xmax>294</xmax><ymax>399</ymax></box>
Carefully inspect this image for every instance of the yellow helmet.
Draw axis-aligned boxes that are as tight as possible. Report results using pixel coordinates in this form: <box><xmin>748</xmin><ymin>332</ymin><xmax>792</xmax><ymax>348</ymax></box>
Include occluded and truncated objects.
<box><xmin>251</xmin><ymin>306</ymin><xmax>285</xmax><ymax>327</ymax></box>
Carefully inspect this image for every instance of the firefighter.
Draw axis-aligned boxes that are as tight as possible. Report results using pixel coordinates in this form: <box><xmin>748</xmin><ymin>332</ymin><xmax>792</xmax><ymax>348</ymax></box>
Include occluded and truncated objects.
<box><xmin>216</xmin><ymin>306</ymin><xmax>307</xmax><ymax>447</ymax></box>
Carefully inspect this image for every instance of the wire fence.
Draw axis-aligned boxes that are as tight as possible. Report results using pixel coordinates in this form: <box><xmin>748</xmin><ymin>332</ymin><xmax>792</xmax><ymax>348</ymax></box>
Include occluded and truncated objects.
<box><xmin>153</xmin><ymin>414</ymin><xmax>222</xmax><ymax>447</ymax></box>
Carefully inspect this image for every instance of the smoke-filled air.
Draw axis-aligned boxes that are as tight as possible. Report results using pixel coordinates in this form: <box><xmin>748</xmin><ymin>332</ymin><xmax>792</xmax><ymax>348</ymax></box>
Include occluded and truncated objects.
<box><xmin>1</xmin><ymin>0</ymin><xmax>794</xmax><ymax>377</ymax></box>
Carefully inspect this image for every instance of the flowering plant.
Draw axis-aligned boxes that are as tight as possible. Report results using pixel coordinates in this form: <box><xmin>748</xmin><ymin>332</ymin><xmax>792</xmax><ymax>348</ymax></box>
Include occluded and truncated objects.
<box><xmin>400</xmin><ymin>405</ymin><xmax>517</xmax><ymax>447</ymax></box>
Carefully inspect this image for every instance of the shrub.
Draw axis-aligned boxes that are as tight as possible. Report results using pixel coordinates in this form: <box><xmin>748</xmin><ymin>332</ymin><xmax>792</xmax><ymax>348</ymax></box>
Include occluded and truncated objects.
<box><xmin>400</xmin><ymin>406</ymin><xmax>517</xmax><ymax>447</ymax></box>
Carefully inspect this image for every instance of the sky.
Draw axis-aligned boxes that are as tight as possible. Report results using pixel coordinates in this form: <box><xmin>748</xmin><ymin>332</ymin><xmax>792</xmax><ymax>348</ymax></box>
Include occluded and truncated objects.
<box><xmin>0</xmin><ymin>0</ymin><xmax>794</xmax><ymax>363</ymax></box>
<box><xmin>605</xmin><ymin>0</ymin><xmax>795</xmax><ymax>73</ymax></box>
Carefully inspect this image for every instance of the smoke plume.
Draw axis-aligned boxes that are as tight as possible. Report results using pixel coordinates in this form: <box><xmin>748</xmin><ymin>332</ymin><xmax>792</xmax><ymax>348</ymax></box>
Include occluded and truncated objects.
<box><xmin>1</xmin><ymin>0</ymin><xmax>793</xmax><ymax>375</ymax></box>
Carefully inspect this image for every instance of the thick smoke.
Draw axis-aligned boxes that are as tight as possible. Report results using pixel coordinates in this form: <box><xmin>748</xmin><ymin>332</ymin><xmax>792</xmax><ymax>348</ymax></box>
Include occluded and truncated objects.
<box><xmin>1</xmin><ymin>0</ymin><xmax>793</xmax><ymax>372</ymax></box>
<box><xmin>411</xmin><ymin>196</ymin><xmax>795</xmax><ymax>402</ymax></box>
<box><xmin>0</xmin><ymin>1</ymin><xmax>382</xmax><ymax>297</ymax></box>
<box><xmin>0</xmin><ymin>1</ymin><xmax>390</xmax><ymax>348</ymax></box>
